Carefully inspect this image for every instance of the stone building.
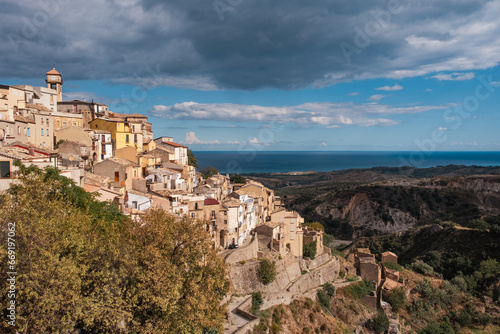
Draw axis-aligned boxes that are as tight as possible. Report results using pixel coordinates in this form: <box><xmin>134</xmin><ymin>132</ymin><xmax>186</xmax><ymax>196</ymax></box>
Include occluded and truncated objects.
<box><xmin>269</xmin><ymin>209</ymin><xmax>304</xmax><ymax>258</ymax></box>
<box><xmin>303</xmin><ymin>226</ymin><xmax>324</xmax><ymax>256</ymax></box>
<box><xmin>382</xmin><ymin>251</ymin><xmax>398</xmax><ymax>264</ymax></box>
<box><xmin>93</xmin><ymin>157</ymin><xmax>142</xmax><ymax>193</ymax></box>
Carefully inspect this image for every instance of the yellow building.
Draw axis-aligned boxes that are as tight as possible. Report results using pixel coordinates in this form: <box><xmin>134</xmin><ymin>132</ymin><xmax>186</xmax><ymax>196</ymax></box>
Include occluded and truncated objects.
<box><xmin>90</xmin><ymin>117</ymin><xmax>142</xmax><ymax>153</ymax></box>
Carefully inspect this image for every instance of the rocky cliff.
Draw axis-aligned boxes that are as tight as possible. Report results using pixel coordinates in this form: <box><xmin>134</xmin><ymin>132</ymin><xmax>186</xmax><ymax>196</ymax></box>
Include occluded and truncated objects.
<box><xmin>283</xmin><ymin>175</ymin><xmax>500</xmax><ymax>238</ymax></box>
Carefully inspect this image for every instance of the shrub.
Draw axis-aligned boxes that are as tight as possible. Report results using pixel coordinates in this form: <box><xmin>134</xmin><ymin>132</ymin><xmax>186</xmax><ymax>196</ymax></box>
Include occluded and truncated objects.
<box><xmin>450</xmin><ymin>276</ymin><xmax>468</xmax><ymax>292</ymax></box>
<box><xmin>317</xmin><ymin>290</ymin><xmax>331</xmax><ymax>309</ymax></box>
<box><xmin>468</xmin><ymin>219</ymin><xmax>490</xmax><ymax>230</ymax></box>
<box><xmin>411</xmin><ymin>260</ymin><xmax>435</xmax><ymax>275</ymax></box>
<box><xmin>344</xmin><ymin>278</ymin><xmax>374</xmax><ymax>300</ymax></box>
<box><xmin>383</xmin><ymin>287</ymin><xmax>406</xmax><ymax>312</ymax></box>
<box><xmin>477</xmin><ymin>313</ymin><xmax>492</xmax><ymax>329</ymax></box>
<box><xmin>383</xmin><ymin>261</ymin><xmax>403</xmax><ymax>272</ymax></box>
<box><xmin>250</xmin><ymin>292</ymin><xmax>263</xmax><ymax>315</ymax></box>
<box><xmin>258</xmin><ymin>259</ymin><xmax>277</xmax><ymax>285</ymax></box>
<box><xmin>322</xmin><ymin>282</ymin><xmax>336</xmax><ymax>298</ymax></box>
<box><xmin>457</xmin><ymin>309</ymin><xmax>472</xmax><ymax>328</ymax></box>
<box><xmin>304</xmin><ymin>241</ymin><xmax>317</xmax><ymax>260</ymax></box>
<box><xmin>366</xmin><ymin>310</ymin><xmax>389</xmax><ymax>334</ymax></box>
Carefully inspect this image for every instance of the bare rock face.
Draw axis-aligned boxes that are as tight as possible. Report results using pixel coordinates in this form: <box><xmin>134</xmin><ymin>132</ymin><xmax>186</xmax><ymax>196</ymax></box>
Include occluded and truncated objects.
<box><xmin>325</xmin><ymin>192</ymin><xmax>417</xmax><ymax>235</ymax></box>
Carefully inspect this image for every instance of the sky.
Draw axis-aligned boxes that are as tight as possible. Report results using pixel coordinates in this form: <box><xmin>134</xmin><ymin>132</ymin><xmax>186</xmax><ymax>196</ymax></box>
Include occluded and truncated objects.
<box><xmin>1</xmin><ymin>0</ymin><xmax>500</xmax><ymax>151</ymax></box>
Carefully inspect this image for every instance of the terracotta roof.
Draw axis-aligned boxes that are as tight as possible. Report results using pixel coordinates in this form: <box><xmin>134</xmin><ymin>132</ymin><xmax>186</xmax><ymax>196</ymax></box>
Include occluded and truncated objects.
<box><xmin>163</xmin><ymin>142</ymin><xmax>186</xmax><ymax>148</ymax></box>
<box><xmin>204</xmin><ymin>198</ymin><xmax>219</xmax><ymax>206</ymax></box>
<box><xmin>26</xmin><ymin>103</ymin><xmax>52</xmax><ymax>112</ymax></box>
<box><xmin>128</xmin><ymin>113</ymin><xmax>148</xmax><ymax>118</ymax></box>
<box><xmin>46</xmin><ymin>68</ymin><xmax>61</xmax><ymax>75</ymax></box>
<box><xmin>98</xmin><ymin>157</ymin><xmax>138</xmax><ymax>167</ymax></box>
<box><xmin>222</xmin><ymin>198</ymin><xmax>241</xmax><ymax>208</ymax></box>
<box><xmin>83</xmin><ymin>184</ymin><xmax>101</xmax><ymax>193</ymax></box>
<box><xmin>382</xmin><ymin>251</ymin><xmax>398</xmax><ymax>257</ymax></box>
<box><xmin>14</xmin><ymin>115</ymin><xmax>35</xmax><ymax>124</ymax></box>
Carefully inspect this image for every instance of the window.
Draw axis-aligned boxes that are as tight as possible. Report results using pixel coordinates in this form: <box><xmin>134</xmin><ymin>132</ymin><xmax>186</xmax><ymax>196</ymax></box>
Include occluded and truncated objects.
<box><xmin>191</xmin><ymin>213</ymin><xmax>195</xmax><ymax>218</ymax></box>
<box><xmin>73</xmin><ymin>105</ymin><xmax>77</xmax><ymax>113</ymax></box>
<box><xmin>17</xmin><ymin>126</ymin><xmax>20</xmax><ymax>135</ymax></box>
<box><xmin>63</xmin><ymin>122</ymin><xmax>67</xmax><ymax>128</ymax></box>
<box><xmin>115</xmin><ymin>172</ymin><xmax>119</xmax><ymax>182</ymax></box>
<box><xmin>41</xmin><ymin>129</ymin><xmax>43</xmax><ymax>136</ymax></box>
<box><xmin>290</xmin><ymin>234</ymin><xmax>295</xmax><ymax>240</ymax></box>
<box><xmin>0</xmin><ymin>161</ymin><xmax>10</xmax><ymax>178</ymax></box>
<box><xmin>56</xmin><ymin>120</ymin><xmax>60</xmax><ymax>128</ymax></box>
<box><xmin>126</xmin><ymin>134</ymin><xmax>129</xmax><ymax>143</ymax></box>
<box><xmin>101</xmin><ymin>135</ymin><xmax>105</xmax><ymax>141</ymax></box>
<box><xmin>224</xmin><ymin>211</ymin><xmax>227</xmax><ymax>216</ymax></box>
<box><xmin>290</xmin><ymin>226</ymin><xmax>295</xmax><ymax>232</ymax></box>
<box><xmin>27</xmin><ymin>128</ymin><xmax>30</xmax><ymax>137</ymax></box>
<box><xmin>134</xmin><ymin>134</ymin><xmax>137</xmax><ymax>143</ymax></box>
<box><xmin>224</xmin><ymin>220</ymin><xmax>227</xmax><ymax>224</ymax></box>
<box><xmin>132</xmin><ymin>201</ymin><xmax>137</xmax><ymax>209</ymax></box>
<box><xmin>23</xmin><ymin>127</ymin><xmax>26</xmax><ymax>135</ymax></box>
<box><xmin>72</xmin><ymin>122</ymin><xmax>76</xmax><ymax>127</ymax></box>
<box><xmin>46</xmin><ymin>129</ymin><xmax>49</xmax><ymax>136</ymax></box>
<box><xmin>195</xmin><ymin>203</ymin><xmax>198</xmax><ymax>210</ymax></box>
<box><xmin>50</xmin><ymin>95</ymin><xmax>54</xmax><ymax>105</ymax></box>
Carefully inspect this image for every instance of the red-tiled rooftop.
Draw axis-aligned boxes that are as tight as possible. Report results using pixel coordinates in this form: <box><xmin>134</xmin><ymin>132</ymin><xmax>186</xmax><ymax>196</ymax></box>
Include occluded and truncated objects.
<box><xmin>46</xmin><ymin>68</ymin><xmax>61</xmax><ymax>75</ymax></box>
<box><xmin>204</xmin><ymin>198</ymin><xmax>219</xmax><ymax>205</ymax></box>
<box><xmin>163</xmin><ymin>142</ymin><xmax>186</xmax><ymax>148</ymax></box>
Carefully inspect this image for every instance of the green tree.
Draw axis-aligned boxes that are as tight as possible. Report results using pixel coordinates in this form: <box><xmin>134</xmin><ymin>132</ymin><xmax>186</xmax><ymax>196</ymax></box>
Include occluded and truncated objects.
<box><xmin>129</xmin><ymin>210</ymin><xmax>229</xmax><ymax>333</ymax></box>
<box><xmin>250</xmin><ymin>292</ymin><xmax>263</xmax><ymax>315</ymax></box>
<box><xmin>411</xmin><ymin>260</ymin><xmax>435</xmax><ymax>275</ymax></box>
<box><xmin>201</xmin><ymin>166</ymin><xmax>219</xmax><ymax>179</ymax></box>
<box><xmin>258</xmin><ymin>259</ymin><xmax>277</xmax><ymax>285</ymax></box>
<box><xmin>383</xmin><ymin>287</ymin><xmax>406</xmax><ymax>312</ymax></box>
<box><xmin>303</xmin><ymin>241</ymin><xmax>317</xmax><ymax>260</ymax></box>
<box><xmin>187</xmin><ymin>149</ymin><xmax>198</xmax><ymax>168</ymax></box>
<box><xmin>0</xmin><ymin>164</ymin><xmax>229</xmax><ymax>333</ymax></box>
<box><xmin>468</xmin><ymin>219</ymin><xmax>490</xmax><ymax>230</ymax></box>
<box><xmin>367</xmin><ymin>310</ymin><xmax>389</xmax><ymax>334</ymax></box>
<box><xmin>230</xmin><ymin>174</ymin><xmax>245</xmax><ymax>184</ymax></box>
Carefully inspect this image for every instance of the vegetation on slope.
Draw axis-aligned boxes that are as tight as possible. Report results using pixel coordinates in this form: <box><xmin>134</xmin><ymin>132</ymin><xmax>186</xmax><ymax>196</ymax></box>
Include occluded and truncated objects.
<box><xmin>0</xmin><ymin>164</ymin><xmax>228</xmax><ymax>333</ymax></box>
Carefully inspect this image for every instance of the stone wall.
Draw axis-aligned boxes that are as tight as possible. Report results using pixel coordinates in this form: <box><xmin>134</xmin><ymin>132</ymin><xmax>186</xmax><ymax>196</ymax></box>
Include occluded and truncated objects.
<box><xmin>300</xmin><ymin>248</ymin><xmax>331</xmax><ymax>271</ymax></box>
<box><xmin>225</xmin><ymin>233</ymin><xmax>259</xmax><ymax>265</ymax></box>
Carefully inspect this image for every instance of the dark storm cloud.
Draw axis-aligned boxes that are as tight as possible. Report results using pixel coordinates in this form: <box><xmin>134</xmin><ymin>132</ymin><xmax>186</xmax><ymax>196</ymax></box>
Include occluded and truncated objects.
<box><xmin>1</xmin><ymin>0</ymin><xmax>499</xmax><ymax>90</ymax></box>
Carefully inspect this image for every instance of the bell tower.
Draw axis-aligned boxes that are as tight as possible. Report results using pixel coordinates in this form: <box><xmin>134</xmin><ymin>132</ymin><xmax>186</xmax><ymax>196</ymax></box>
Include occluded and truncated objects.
<box><xmin>46</xmin><ymin>67</ymin><xmax>63</xmax><ymax>102</ymax></box>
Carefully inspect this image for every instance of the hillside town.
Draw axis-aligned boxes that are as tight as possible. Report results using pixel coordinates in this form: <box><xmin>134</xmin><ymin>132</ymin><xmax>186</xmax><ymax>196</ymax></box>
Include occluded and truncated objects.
<box><xmin>0</xmin><ymin>68</ymin><xmax>315</xmax><ymax>254</ymax></box>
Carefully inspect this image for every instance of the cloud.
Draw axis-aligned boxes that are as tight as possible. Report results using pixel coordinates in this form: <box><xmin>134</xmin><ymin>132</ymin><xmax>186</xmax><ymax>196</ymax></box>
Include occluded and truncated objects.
<box><xmin>1</xmin><ymin>1</ymin><xmax>500</xmax><ymax>90</ymax></box>
<box><xmin>182</xmin><ymin>131</ymin><xmax>220</xmax><ymax>145</ymax></box>
<box><xmin>376</xmin><ymin>84</ymin><xmax>403</xmax><ymax>91</ymax></box>
<box><xmin>428</xmin><ymin>72</ymin><xmax>476</xmax><ymax>81</ymax></box>
<box><xmin>426</xmin><ymin>89</ymin><xmax>432</xmax><ymax>92</ymax></box>
<box><xmin>249</xmin><ymin>138</ymin><xmax>261</xmax><ymax>144</ymax></box>
<box><xmin>368</xmin><ymin>94</ymin><xmax>389</xmax><ymax>102</ymax></box>
<box><xmin>349</xmin><ymin>92</ymin><xmax>360</xmax><ymax>96</ymax></box>
<box><xmin>438</xmin><ymin>127</ymin><xmax>448</xmax><ymax>131</ymax></box>
<box><xmin>491</xmin><ymin>81</ymin><xmax>500</xmax><ymax>87</ymax></box>
<box><xmin>151</xmin><ymin>101</ymin><xmax>449</xmax><ymax>127</ymax></box>
<box><xmin>320</xmin><ymin>141</ymin><xmax>327</xmax><ymax>147</ymax></box>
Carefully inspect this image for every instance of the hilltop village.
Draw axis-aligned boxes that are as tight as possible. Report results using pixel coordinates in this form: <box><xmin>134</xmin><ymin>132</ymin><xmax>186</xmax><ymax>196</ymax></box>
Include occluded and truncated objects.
<box><xmin>1</xmin><ymin>69</ymin><xmax>416</xmax><ymax>334</ymax></box>
<box><xmin>0</xmin><ymin>68</ymin><xmax>321</xmax><ymax>253</ymax></box>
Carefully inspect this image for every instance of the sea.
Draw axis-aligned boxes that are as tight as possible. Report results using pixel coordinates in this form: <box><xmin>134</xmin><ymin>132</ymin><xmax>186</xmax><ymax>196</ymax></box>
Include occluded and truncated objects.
<box><xmin>193</xmin><ymin>151</ymin><xmax>500</xmax><ymax>174</ymax></box>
